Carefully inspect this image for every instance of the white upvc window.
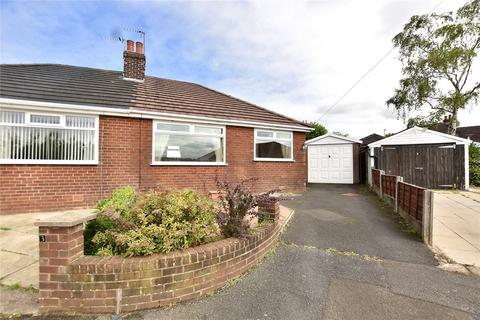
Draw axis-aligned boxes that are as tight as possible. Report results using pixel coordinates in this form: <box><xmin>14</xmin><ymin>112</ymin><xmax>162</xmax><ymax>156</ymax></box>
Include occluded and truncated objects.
<box><xmin>152</xmin><ymin>121</ymin><xmax>226</xmax><ymax>165</ymax></box>
<box><xmin>0</xmin><ymin>109</ymin><xmax>99</xmax><ymax>164</ymax></box>
<box><xmin>254</xmin><ymin>129</ymin><xmax>293</xmax><ymax>161</ymax></box>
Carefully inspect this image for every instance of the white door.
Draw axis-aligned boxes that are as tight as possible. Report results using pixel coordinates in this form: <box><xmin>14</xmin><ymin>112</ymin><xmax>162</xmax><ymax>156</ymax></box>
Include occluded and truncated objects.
<box><xmin>308</xmin><ymin>144</ymin><xmax>353</xmax><ymax>183</ymax></box>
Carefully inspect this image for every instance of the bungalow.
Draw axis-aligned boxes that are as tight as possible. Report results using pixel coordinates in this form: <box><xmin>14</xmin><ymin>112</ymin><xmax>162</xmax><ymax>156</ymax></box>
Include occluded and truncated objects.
<box><xmin>0</xmin><ymin>40</ymin><xmax>310</xmax><ymax>214</ymax></box>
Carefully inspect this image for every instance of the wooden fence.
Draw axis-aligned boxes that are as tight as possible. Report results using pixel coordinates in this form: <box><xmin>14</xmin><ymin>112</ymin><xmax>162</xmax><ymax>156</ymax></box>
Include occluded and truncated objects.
<box><xmin>369</xmin><ymin>169</ymin><xmax>433</xmax><ymax>245</ymax></box>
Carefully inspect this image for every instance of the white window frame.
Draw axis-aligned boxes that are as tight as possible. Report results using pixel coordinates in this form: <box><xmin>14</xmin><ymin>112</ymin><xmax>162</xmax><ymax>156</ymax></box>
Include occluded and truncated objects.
<box><xmin>254</xmin><ymin>128</ymin><xmax>294</xmax><ymax>162</ymax></box>
<box><xmin>0</xmin><ymin>109</ymin><xmax>99</xmax><ymax>165</ymax></box>
<box><xmin>151</xmin><ymin>120</ymin><xmax>226</xmax><ymax>166</ymax></box>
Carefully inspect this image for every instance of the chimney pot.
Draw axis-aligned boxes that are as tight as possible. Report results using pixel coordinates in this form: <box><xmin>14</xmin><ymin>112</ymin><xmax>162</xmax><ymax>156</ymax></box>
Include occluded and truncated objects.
<box><xmin>136</xmin><ymin>41</ymin><xmax>143</xmax><ymax>54</ymax></box>
<box><xmin>126</xmin><ymin>40</ymin><xmax>134</xmax><ymax>52</ymax></box>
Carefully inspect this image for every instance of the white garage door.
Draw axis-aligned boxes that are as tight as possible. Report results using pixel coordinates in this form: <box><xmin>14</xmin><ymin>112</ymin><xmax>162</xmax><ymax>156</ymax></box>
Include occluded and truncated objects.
<box><xmin>308</xmin><ymin>144</ymin><xmax>353</xmax><ymax>184</ymax></box>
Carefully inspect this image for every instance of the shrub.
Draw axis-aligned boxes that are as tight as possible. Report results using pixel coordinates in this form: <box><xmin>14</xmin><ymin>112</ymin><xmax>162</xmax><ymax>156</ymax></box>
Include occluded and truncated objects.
<box><xmin>84</xmin><ymin>186</ymin><xmax>136</xmax><ymax>255</ymax></box>
<box><xmin>215</xmin><ymin>178</ymin><xmax>277</xmax><ymax>238</ymax></box>
<box><xmin>85</xmin><ymin>188</ymin><xmax>218</xmax><ymax>257</ymax></box>
<box><xmin>470</xmin><ymin>144</ymin><xmax>480</xmax><ymax>187</ymax></box>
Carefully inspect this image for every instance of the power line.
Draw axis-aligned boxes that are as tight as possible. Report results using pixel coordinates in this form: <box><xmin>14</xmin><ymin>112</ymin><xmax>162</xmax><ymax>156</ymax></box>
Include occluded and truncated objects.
<box><xmin>316</xmin><ymin>0</ymin><xmax>446</xmax><ymax>121</ymax></box>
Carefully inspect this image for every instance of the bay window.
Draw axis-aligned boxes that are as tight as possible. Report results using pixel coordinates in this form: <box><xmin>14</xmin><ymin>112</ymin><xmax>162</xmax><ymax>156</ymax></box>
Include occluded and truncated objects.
<box><xmin>254</xmin><ymin>129</ymin><xmax>293</xmax><ymax>161</ymax></box>
<box><xmin>153</xmin><ymin>121</ymin><xmax>225</xmax><ymax>164</ymax></box>
<box><xmin>0</xmin><ymin>110</ymin><xmax>98</xmax><ymax>164</ymax></box>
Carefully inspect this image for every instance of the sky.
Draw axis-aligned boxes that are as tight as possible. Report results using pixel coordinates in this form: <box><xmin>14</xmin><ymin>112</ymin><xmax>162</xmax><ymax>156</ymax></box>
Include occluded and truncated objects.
<box><xmin>0</xmin><ymin>0</ymin><xmax>478</xmax><ymax>138</ymax></box>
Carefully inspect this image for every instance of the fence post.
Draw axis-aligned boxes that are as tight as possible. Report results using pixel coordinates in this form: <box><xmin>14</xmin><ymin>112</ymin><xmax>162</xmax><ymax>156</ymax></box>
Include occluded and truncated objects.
<box><xmin>422</xmin><ymin>190</ymin><xmax>434</xmax><ymax>245</ymax></box>
<box><xmin>394</xmin><ymin>176</ymin><xmax>402</xmax><ymax>213</ymax></box>
<box><xmin>379</xmin><ymin>170</ymin><xmax>384</xmax><ymax>198</ymax></box>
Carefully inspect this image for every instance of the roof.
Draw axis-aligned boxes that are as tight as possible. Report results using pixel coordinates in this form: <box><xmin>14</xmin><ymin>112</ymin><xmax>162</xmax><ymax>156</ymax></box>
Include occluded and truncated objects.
<box><xmin>0</xmin><ymin>64</ymin><xmax>309</xmax><ymax>130</ymax></box>
<box><xmin>360</xmin><ymin>133</ymin><xmax>384</xmax><ymax>146</ymax></box>
<box><xmin>304</xmin><ymin>133</ymin><xmax>362</xmax><ymax>145</ymax></box>
<box><xmin>368</xmin><ymin>127</ymin><xmax>471</xmax><ymax>147</ymax></box>
<box><xmin>456</xmin><ymin>126</ymin><xmax>480</xmax><ymax>143</ymax></box>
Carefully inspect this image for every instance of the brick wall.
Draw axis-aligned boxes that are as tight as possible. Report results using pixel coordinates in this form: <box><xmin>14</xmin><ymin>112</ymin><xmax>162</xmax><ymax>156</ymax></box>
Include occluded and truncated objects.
<box><xmin>37</xmin><ymin>217</ymin><xmax>282</xmax><ymax>314</ymax></box>
<box><xmin>1</xmin><ymin>116</ymin><xmax>306</xmax><ymax>214</ymax></box>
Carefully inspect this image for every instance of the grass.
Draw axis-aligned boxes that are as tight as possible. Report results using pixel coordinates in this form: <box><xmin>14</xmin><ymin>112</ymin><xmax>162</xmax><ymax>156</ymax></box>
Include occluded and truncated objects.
<box><xmin>0</xmin><ymin>227</ymin><xmax>11</xmax><ymax>231</ymax></box>
<box><xmin>2</xmin><ymin>283</ymin><xmax>39</xmax><ymax>293</ymax></box>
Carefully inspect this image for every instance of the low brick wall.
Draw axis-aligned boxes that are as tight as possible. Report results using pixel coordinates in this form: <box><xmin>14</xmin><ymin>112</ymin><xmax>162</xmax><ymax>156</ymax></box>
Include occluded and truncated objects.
<box><xmin>36</xmin><ymin>206</ymin><xmax>287</xmax><ymax>315</ymax></box>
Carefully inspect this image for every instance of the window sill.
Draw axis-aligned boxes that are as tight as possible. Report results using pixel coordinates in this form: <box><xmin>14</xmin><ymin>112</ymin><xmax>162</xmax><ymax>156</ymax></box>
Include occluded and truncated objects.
<box><xmin>0</xmin><ymin>160</ymin><xmax>98</xmax><ymax>165</ymax></box>
<box><xmin>253</xmin><ymin>158</ymin><xmax>295</xmax><ymax>162</ymax></box>
<box><xmin>150</xmin><ymin>162</ymin><xmax>228</xmax><ymax>166</ymax></box>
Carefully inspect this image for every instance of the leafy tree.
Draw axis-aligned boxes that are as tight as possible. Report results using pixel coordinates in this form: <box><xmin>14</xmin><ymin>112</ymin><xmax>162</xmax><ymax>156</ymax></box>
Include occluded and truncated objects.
<box><xmin>304</xmin><ymin>121</ymin><xmax>327</xmax><ymax>140</ymax></box>
<box><xmin>406</xmin><ymin>115</ymin><xmax>442</xmax><ymax>129</ymax></box>
<box><xmin>387</xmin><ymin>0</ymin><xmax>480</xmax><ymax>135</ymax></box>
<box><xmin>470</xmin><ymin>144</ymin><xmax>480</xmax><ymax>186</ymax></box>
<box><xmin>332</xmin><ymin>131</ymin><xmax>349</xmax><ymax>137</ymax></box>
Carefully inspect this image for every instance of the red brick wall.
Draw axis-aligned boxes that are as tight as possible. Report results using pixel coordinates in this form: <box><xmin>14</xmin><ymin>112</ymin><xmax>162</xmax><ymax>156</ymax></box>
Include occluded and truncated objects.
<box><xmin>37</xmin><ymin>218</ymin><xmax>281</xmax><ymax>314</ymax></box>
<box><xmin>1</xmin><ymin>116</ymin><xmax>306</xmax><ymax>214</ymax></box>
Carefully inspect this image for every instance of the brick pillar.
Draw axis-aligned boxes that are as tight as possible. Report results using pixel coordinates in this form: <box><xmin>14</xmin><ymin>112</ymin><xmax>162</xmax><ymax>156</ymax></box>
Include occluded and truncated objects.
<box><xmin>258</xmin><ymin>198</ymin><xmax>280</xmax><ymax>222</ymax></box>
<box><xmin>35</xmin><ymin>212</ymin><xmax>96</xmax><ymax>313</ymax></box>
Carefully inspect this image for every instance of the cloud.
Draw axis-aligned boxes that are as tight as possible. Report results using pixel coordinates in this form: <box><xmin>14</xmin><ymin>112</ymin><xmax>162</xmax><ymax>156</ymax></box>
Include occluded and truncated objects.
<box><xmin>1</xmin><ymin>0</ymin><xmax>478</xmax><ymax>137</ymax></box>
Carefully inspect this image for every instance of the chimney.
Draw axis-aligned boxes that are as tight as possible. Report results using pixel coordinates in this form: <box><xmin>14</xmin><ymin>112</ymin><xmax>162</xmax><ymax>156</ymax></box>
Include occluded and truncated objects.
<box><xmin>123</xmin><ymin>39</ymin><xmax>145</xmax><ymax>81</ymax></box>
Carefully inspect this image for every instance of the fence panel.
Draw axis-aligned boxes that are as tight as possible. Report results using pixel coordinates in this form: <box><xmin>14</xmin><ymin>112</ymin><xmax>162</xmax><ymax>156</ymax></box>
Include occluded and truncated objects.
<box><xmin>397</xmin><ymin>181</ymin><xmax>425</xmax><ymax>224</ymax></box>
<box><xmin>372</xmin><ymin>169</ymin><xmax>381</xmax><ymax>189</ymax></box>
<box><xmin>381</xmin><ymin>174</ymin><xmax>397</xmax><ymax>199</ymax></box>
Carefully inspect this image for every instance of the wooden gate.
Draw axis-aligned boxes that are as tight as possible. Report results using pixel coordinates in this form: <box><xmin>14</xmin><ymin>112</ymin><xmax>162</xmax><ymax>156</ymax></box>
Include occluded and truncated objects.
<box><xmin>374</xmin><ymin>143</ymin><xmax>465</xmax><ymax>189</ymax></box>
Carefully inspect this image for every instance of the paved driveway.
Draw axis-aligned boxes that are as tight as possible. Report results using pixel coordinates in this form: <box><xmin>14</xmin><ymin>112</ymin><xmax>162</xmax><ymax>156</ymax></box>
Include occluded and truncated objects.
<box><xmin>136</xmin><ymin>185</ymin><xmax>479</xmax><ymax>320</ymax></box>
<box><xmin>433</xmin><ymin>190</ymin><xmax>480</xmax><ymax>266</ymax></box>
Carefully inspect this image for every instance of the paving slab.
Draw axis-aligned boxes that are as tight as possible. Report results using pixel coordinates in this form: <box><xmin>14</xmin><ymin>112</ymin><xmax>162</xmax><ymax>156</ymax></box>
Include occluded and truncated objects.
<box><xmin>433</xmin><ymin>191</ymin><xmax>480</xmax><ymax>266</ymax></box>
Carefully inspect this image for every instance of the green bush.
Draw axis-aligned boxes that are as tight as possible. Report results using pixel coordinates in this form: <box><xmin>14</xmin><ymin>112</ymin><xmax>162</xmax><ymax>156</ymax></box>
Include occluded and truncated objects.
<box><xmin>470</xmin><ymin>144</ymin><xmax>480</xmax><ymax>187</ymax></box>
<box><xmin>85</xmin><ymin>188</ymin><xmax>218</xmax><ymax>257</ymax></box>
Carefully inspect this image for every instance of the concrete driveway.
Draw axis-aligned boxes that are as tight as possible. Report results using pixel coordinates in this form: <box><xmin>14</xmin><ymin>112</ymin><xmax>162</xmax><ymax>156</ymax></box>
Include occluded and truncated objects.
<box><xmin>432</xmin><ymin>190</ymin><xmax>480</xmax><ymax>266</ymax></box>
<box><xmin>135</xmin><ymin>185</ymin><xmax>479</xmax><ymax>320</ymax></box>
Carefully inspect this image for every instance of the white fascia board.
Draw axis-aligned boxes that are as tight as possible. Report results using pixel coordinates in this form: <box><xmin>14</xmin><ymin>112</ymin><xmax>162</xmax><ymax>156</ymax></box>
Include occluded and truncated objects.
<box><xmin>0</xmin><ymin>98</ymin><xmax>312</xmax><ymax>132</ymax></box>
<box><xmin>368</xmin><ymin>126</ymin><xmax>471</xmax><ymax>147</ymax></box>
<box><xmin>304</xmin><ymin>132</ymin><xmax>362</xmax><ymax>145</ymax></box>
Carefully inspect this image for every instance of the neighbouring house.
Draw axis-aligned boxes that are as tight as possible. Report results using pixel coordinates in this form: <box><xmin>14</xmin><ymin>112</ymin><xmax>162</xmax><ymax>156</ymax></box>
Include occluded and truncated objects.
<box><xmin>0</xmin><ymin>40</ymin><xmax>311</xmax><ymax>214</ymax></box>
<box><xmin>304</xmin><ymin>133</ymin><xmax>361</xmax><ymax>184</ymax></box>
<box><xmin>431</xmin><ymin>116</ymin><xmax>480</xmax><ymax>144</ymax></box>
<box><xmin>368</xmin><ymin>127</ymin><xmax>471</xmax><ymax>190</ymax></box>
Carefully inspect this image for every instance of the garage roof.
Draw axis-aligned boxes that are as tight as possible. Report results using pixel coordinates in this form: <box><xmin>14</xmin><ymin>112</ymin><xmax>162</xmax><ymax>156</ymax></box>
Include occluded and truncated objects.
<box><xmin>304</xmin><ymin>133</ymin><xmax>362</xmax><ymax>145</ymax></box>
<box><xmin>368</xmin><ymin>127</ymin><xmax>471</xmax><ymax>147</ymax></box>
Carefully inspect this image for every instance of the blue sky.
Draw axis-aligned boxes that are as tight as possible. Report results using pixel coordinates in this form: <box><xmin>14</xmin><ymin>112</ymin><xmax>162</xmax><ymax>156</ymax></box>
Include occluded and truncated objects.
<box><xmin>1</xmin><ymin>0</ymin><xmax>478</xmax><ymax>137</ymax></box>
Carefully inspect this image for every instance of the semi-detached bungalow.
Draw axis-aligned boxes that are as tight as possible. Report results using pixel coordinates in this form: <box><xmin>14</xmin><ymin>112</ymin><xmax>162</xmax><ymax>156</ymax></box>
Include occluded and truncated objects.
<box><xmin>0</xmin><ymin>40</ymin><xmax>311</xmax><ymax>214</ymax></box>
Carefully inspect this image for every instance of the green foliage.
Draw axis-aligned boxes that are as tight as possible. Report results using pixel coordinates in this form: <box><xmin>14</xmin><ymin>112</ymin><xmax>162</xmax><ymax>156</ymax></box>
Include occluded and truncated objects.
<box><xmin>406</xmin><ymin>115</ymin><xmax>441</xmax><ymax>129</ymax></box>
<box><xmin>387</xmin><ymin>0</ymin><xmax>480</xmax><ymax>135</ymax></box>
<box><xmin>332</xmin><ymin>131</ymin><xmax>349</xmax><ymax>137</ymax></box>
<box><xmin>470</xmin><ymin>144</ymin><xmax>480</xmax><ymax>186</ymax></box>
<box><xmin>96</xmin><ymin>186</ymin><xmax>136</xmax><ymax>216</ymax></box>
<box><xmin>304</xmin><ymin>121</ymin><xmax>327</xmax><ymax>140</ymax></box>
<box><xmin>85</xmin><ymin>188</ymin><xmax>217</xmax><ymax>257</ymax></box>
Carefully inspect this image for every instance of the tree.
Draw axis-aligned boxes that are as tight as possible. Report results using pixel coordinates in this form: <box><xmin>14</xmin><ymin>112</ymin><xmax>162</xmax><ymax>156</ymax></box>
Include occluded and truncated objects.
<box><xmin>387</xmin><ymin>0</ymin><xmax>480</xmax><ymax>135</ymax></box>
<box><xmin>406</xmin><ymin>115</ymin><xmax>441</xmax><ymax>129</ymax></box>
<box><xmin>304</xmin><ymin>121</ymin><xmax>327</xmax><ymax>140</ymax></box>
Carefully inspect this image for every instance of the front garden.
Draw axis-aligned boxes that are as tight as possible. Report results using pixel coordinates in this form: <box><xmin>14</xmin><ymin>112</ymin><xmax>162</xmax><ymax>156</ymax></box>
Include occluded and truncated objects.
<box><xmin>84</xmin><ymin>179</ymin><xmax>279</xmax><ymax>257</ymax></box>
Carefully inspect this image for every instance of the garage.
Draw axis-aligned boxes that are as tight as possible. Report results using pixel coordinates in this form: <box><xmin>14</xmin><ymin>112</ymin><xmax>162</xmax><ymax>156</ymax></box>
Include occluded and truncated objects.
<box><xmin>305</xmin><ymin>133</ymin><xmax>361</xmax><ymax>184</ymax></box>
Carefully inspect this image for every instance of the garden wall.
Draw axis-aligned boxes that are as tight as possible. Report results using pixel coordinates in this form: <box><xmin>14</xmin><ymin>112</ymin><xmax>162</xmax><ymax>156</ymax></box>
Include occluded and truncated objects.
<box><xmin>1</xmin><ymin>116</ymin><xmax>307</xmax><ymax>214</ymax></box>
<box><xmin>35</xmin><ymin>207</ymin><xmax>288</xmax><ymax>315</ymax></box>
